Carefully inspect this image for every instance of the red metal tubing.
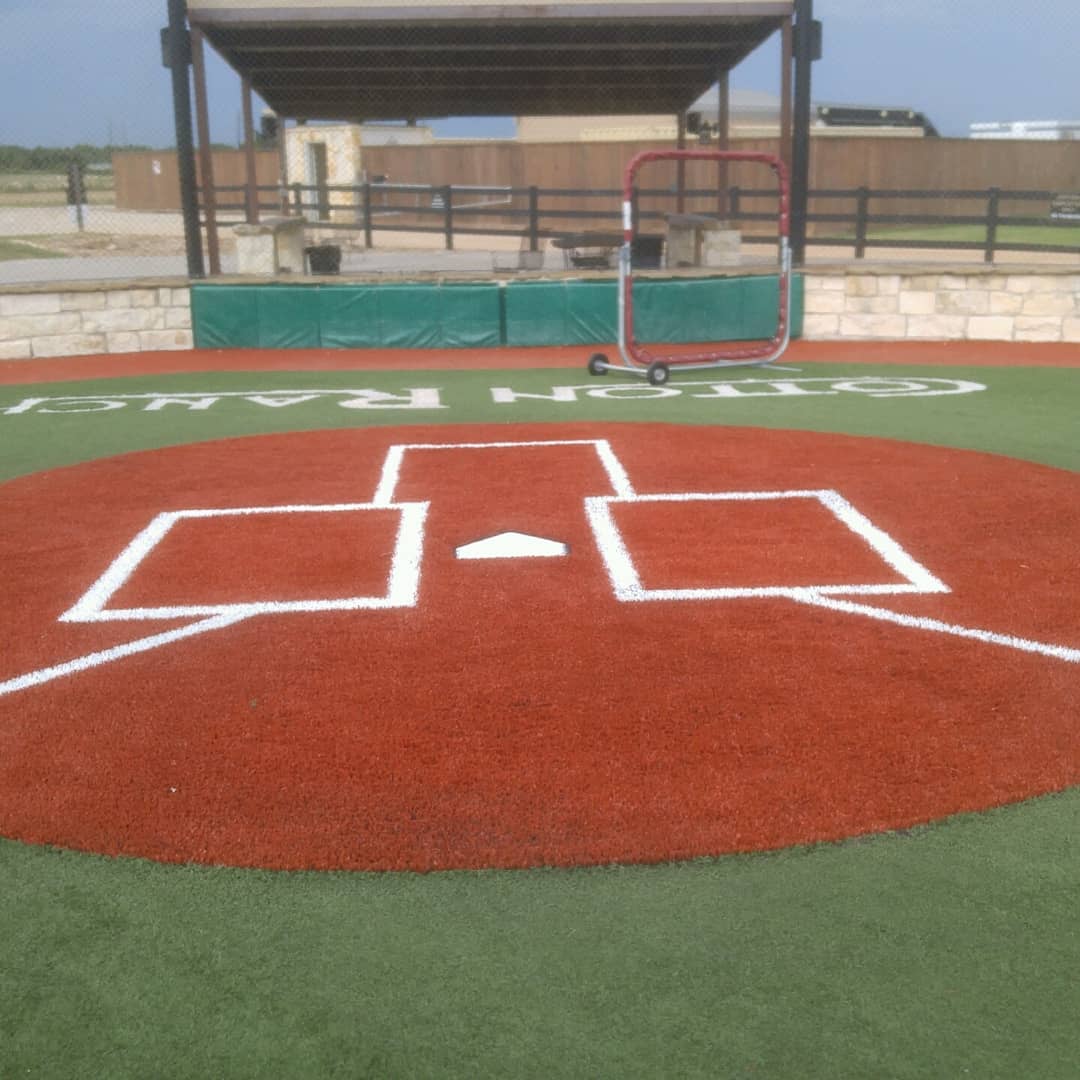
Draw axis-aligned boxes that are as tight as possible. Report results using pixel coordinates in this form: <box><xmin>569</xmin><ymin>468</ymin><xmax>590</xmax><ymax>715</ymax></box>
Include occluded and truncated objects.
<box><xmin>620</xmin><ymin>150</ymin><xmax>791</xmax><ymax>369</ymax></box>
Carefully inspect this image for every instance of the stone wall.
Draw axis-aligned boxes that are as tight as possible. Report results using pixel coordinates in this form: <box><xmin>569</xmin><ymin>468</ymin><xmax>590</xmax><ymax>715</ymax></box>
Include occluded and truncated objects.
<box><xmin>0</xmin><ymin>283</ymin><xmax>192</xmax><ymax>360</ymax></box>
<box><xmin>802</xmin><ymin>268</ymin><xmax>1080</xmax><ymax>343</ymax></box>
<box><xmin>1</xmin><ymin>267</ymin><xmax>1078</xmax><ymax>360</ymax></box>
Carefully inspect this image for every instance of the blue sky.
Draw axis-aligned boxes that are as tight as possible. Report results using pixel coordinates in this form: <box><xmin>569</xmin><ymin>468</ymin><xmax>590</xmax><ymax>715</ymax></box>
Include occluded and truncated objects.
<box><xmin>0</xmin><ymin>0</ymin><xmax>1076</xmax><ymax>146</ymax></box>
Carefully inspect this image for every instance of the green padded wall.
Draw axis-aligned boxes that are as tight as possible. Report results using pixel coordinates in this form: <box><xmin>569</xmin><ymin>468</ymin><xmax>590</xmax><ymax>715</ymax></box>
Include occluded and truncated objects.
<box><xmin>191</xmin><ymin>275</ymin><xmax>803</xmax><ymax>350</ymax></box>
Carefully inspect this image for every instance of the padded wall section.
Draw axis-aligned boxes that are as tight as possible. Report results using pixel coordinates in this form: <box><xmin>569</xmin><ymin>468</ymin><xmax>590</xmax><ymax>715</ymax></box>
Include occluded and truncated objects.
<box><xmin>191</xmin><ymin>276</ymin><xmax>802</xmax><ymax>350</ymax></box>
<box><xmin>504</xmin><ymin>274</ymin><xmax>803</xmax><ymax>346</ymax></box>
<box><xmin>194</xmin><ymin>283</ymin><xmax>502</xmax><ymax>349</ymax></box>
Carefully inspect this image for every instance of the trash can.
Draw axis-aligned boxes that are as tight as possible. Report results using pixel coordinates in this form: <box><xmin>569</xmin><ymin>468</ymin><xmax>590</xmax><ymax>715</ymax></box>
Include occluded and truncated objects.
<box><xmin>630</xmin><ymin>235</ymin><xmax>663</xmax><ymax>269</ymax></box>
<box><xmin>305</xmin><ymin>243</ymin><xmax>341</xmax><ymax>274</ymax></box>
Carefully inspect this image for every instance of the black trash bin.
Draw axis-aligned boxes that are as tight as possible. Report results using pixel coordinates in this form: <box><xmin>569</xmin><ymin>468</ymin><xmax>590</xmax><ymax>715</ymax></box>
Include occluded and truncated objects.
<box><xmin>305</xmin><ymin>243</ymin><xmax>341</xmax><ymax>274</ymax></box>
<box><xmin>630</xmin><ymin>235</ymin><xmax>663</xmax><ymax>269</ymax></box>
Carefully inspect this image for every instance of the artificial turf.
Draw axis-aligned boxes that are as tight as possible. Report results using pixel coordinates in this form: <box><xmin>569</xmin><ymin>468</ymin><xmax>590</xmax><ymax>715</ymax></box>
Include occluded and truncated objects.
<box><xmin>1</xmin><ymin>357</ymin><xmax>1077</xmax><ymax>1077</ymax></box>
<box><xmin>3</xmin><ymin>793</ymin><xmax>1079</xmax><ymax>1078</ymax></box>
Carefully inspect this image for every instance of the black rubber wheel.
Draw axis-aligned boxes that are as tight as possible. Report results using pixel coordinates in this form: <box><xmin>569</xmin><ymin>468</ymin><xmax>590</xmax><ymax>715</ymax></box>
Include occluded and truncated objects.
<box><xmin>646</xmin><ymin>362</ymin><xmax>670</xmax><ymax>386</ymax></box>
<box><xmin>587</xmin><ymin>353</ymin><xmax>609</xmax><ymax>376</ymax></box>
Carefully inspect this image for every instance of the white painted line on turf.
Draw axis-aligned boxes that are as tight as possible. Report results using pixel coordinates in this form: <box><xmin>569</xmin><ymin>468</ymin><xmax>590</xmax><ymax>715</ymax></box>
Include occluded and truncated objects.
<box><xmin>790</xmin><ymin>591</ymin><xmax>1080</xmax><ymax>664</ymax></box>
<box><xmin>371</xmin><ymin>439</ymin><xmax>634</xmax><ymax>505</ymax></box>
<box><xmin>0</xmin><ymin>613</ymin><xmax>246</xmax><ymax>698</ymax></box>
<box><xmin>585</xmin><ymin>489</ymin><xmax>948</xmax><ymax>603</ymax></box>
<box><xmin>815</xmin><ymin>490</ymin><xmax>948</xmax><ymax>594</ymax></box>
<box><xmin>62</xmin><ymin>502</ymin><xmax>429</xmax><ymax>622</ymax></box>
<box><xmin>1</xmin><ymin>501</ymin><xmax>430</xmax><ymax>696</ymax></box>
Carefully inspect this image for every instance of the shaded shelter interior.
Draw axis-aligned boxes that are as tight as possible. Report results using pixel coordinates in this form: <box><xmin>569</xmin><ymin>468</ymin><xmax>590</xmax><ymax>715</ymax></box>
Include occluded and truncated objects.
<box><xmin>187</xmin><ymin>0</ymin><xmax>794</xmax><ymax>120</ymax></box>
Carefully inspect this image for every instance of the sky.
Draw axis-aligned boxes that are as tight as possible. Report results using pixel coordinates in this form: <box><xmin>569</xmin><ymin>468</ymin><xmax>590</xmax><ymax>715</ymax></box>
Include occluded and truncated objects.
<box><xmin>0</xmin><ymin>0</ymin><xmax>1077</xmax><ymax>147</ymax></box>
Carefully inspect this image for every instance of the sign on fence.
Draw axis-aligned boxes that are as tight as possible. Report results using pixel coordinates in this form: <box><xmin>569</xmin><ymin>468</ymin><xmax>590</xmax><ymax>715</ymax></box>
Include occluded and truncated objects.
<box><xmin>1049</xmin><ymin>194</ymin><xmax>1080</xmax><ymax>221</ymax></box>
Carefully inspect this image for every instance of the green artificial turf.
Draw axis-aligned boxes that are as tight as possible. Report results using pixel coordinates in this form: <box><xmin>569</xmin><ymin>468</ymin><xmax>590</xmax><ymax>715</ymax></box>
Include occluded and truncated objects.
<box><xmin>1</xmin><ymin>358</ymin><xmax>1078</xmax><ymax>1078</ymax></box>
<box><xmin>3</xmin><ymin>794</ymin><xmax>1079</xmax><ymax>1079</ymax></box>
<box><xmin>1</xmin><ymin>362</ymin><xmax>1079</xmax><ymax>481</ymax></box>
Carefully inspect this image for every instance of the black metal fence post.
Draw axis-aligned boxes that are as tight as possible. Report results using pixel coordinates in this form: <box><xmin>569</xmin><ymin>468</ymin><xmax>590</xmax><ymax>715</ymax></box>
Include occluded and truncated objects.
<box><xmin>165</xmin><ymin>0</ymin><xmax>204</xmax><ymax>278</ymax></box>
<box><xmin>985</xmin><ymin>187</ymin><xmax>1000</xmax><ymax>264</ymax></box>
<box><xmin>442</xmin><ymin>185</ymin><xmax>453</xmax><ymax>250</ymax></box>
<box><xmin>528</xmin><ymin>186</ymin><xmax>540</xmax><ymax>251</ymax></box>
<box><xmin>362</xmin><ymin>182</ymin><xmax>373</xmax><ymax>247</ymax></box>
<box><xmin>729</xmin><ymin>185</ymin><xmax>741</xmax><ymax>223</ymax></box>
<box><xmin>291</xmin><ymin>182</ymin><xmax>302</xmax><ymax>216</ymax></box>
<box><xmin>854</xmin><ymin>186</ymin><xmax>870</xmax><ymax>258</ymax></box>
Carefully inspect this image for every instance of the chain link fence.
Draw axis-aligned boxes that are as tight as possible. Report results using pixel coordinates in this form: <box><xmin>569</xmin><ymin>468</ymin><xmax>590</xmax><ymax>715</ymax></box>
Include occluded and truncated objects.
<box><xmin>2</xmin><ymin>1</ymin><xmax>1079</xmax><ymax>287</ymax></box>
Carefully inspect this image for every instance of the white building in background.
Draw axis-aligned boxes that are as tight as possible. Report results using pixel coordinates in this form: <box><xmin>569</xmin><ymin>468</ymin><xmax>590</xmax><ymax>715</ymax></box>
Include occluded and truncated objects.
<box><xmin>518</xmin><ymin>89</ymin><xmax>939</xmax><ymax>142</ymax></box>
<box><xmin>970</xmin><ymin>120</ymin><xmax>1080</xmax><ymax>140</ymax></box>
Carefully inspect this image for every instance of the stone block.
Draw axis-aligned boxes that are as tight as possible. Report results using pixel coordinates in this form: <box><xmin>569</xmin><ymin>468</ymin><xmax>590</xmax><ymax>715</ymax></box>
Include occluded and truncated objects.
<box><xmin>130</xmin><ymin>289</ymin><xmax>159</xmax><ymax>308</ymax></box>
<box><xmin>165</xmin><ymin>307</ymin><xmax>192</xmax><ymax>329</ymax></box>
<box><xmin>700</xmin><ymin>229</ymin><xmax>741</xmax><ymax>268</ymax></box>
<box><xmin>1013</xmin><ymin>317</ymin><xmax>1062</xmax><ymax>342</ymax></box>
<box><xmin>32</xmin><ymin>333</ymin><xmax>107</xmax><ymax>358</ymax></box>
<box><xmin>106</xmin><ymin>291</ymin><xmax>132</xmax><ymax>309</ymax></box>
<box><xmin>938</xmin><ymin>275</ymin><xmax>968</xmax><ymax>290</ymax></box>
<box><xmin>1005</xmin><ymin>275</ymin><xmax>1048</xmax><ymax>294</ymax></box>
<box><xmin>106</xmin><ymin>332</ymin><xmax>143</xmax><ymax>353</ymax></box>
<box><xmin>160</xmin><ymin>287</ymin><xmax>191</xmax><ymax>308</ymax></box>
<box><xmin>845</xmin><ymin>276</ymin><xmax>879</xmax><ymax>297</ymax></box>
<box><xmin>904</xmin><ymin>275</ymin><xmax>942</xmax><ymax>291</ymax></box>
<box><xmin>846</xmin><ymin>295</ymin><xmax>900</xmax><ymax>315</ymax></box>
<box><xmin>140</xmin><ymin>329</ymin><xmax>194</xmax><ymax>351</ymax></box>
<box><xmin>1021</xmin><ymin>292</ymin><xmax>1074</xmax><ymax>317</ymax></box>
<box><xmin>1062</xmin><ymin>318</ymin><xmax>1080</xmax><ymax>343</ymax></box>
<box><xmin>60</xmin><ymin>292</ymin><xmax>107</xmax><ymax>312</ymax></box>
<box><xmin>898</xmin><ymin>291</ymin><xmax>936</xmax><ymax>316</ymax></box>
<box><xmin>937</xmin><ymin>290</ymin><xmax>990</xmax><ymax>316</ymax></box>
<box><xmin>234</xmin><ymin>216</ymin><xmax>306</xmax><ymax>275</ymax></box>
<box><xmin>966</xmin><ymin>316</ymin><xmax>1015</xmax><ymax>341</ymax></box>
<box><xmin>801</xmin><ymin>314</ymin><xmax>840</xmax><ymax>339</ymax></box>
<box><xmin>838</xmin><ymin>313</ymin><xmax>907</xmax><ymax>339</ymax></box>
<box><xmin>808</xmin><ymin>275</ymin><xmax>846</xmax><ymax>292</ymax></box>
<box><xmin>989</xmin><ymin>292</ymin><xmax>1024</xmax><ymax>315</ymax></box>
<box><xmin>82</xmin><ymin>308</ymin><xmax>165</xmax><ymax>333</ymax></box>
<box><xmin>875</xmin><ymin>275</ymin><xmax>901</xmax><ymax>296</ymax></box>
<box><xmin>1</xmin><ymin>312</ymin><xmax>83</xmax><ymax>339</ymax></box>
<box><xmin>0</xmin><ymin>293</ymin><xmax>61</xmax><ymax>317</ymax></box>
<box><xmin>905</xmin><ymin>315</ymin><xmax>967</xmax><ymax>339</ymax></box>
<box><xmin>0</xmin><ymin>339</ymin><xmax>32</xmax><ymax>360</ymax></box>
<box><xmin>804</xmin><ymin>290</ymin><xmax>846</xmax><ymax>315</ymax></box>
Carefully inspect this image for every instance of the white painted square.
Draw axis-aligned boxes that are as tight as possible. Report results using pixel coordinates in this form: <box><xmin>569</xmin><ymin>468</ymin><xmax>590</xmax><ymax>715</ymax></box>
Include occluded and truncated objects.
<box><xmin>60</xmin><ymin>501</ymin><xmax>429</xmax><ymax>623</ymax></box>
<box><xmin>584</xmin><ymin>489</ymin><xmax>948</xmax><ymax>603</ymax></box>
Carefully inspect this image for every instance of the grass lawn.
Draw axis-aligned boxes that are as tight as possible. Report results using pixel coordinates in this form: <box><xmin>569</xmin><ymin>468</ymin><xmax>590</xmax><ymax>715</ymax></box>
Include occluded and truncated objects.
<box><xmin>0</xmin><ymin>237</ymin><xmax>64</xmax><ymax>261</ymax></box>
<box><xmin>864</xmin><ymin>223</ymin><xmax>1080</xmax><ymax>248</ymax></box>
<box><xmin>0</xmin><ymin>171</ymin><xmax>114</xmax><ymax>208</ymax></box>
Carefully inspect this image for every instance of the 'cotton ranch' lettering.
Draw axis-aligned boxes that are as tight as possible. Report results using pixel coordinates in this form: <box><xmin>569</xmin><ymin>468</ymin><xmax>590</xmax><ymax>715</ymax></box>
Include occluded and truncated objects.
<box><xmin>1</xmin><ymin>389</ymin><xmax>446</xmax><ymax>415</ymax></box>
<box><xmin>490</xmin><ymin>377</ymin><xmax>987</xmax><ymax>404</ymax></box>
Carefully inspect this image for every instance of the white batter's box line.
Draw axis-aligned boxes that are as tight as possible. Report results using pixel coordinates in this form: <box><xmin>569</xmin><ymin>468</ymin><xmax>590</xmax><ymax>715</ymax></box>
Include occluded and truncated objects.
<box><xmin>60</xmin><ymin>500</ymin><xmax>429</xmax><ymax>624</ymax></box>
<box><xmin>585</xmin><ymin>488</ymin><xmax>1079</xmax><ymax>665</ymax></box>
<box><xmin>585</xmin><ymin>489</ymin><xmax>950</xmax><ymax>602</ymax></box>
<box><xmin>371</xmin><ymin>439</ymin><xmax>635</xmax><ymax>506</ymax></box>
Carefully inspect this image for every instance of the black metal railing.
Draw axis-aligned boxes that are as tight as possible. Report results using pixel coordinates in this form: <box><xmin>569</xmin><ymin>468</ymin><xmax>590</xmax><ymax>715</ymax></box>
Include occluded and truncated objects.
<box><xmin>201</xmin><ymin>182</ymin><xmax>1080</xmax><ymax>265</ymax></box>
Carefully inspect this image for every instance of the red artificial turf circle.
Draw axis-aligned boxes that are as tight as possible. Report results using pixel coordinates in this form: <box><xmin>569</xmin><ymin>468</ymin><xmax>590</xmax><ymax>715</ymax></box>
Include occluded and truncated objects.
<box><xmin>0</xmin><ymin>422</ymin><xmax>1077</xmax><ymax>872</ymax></box>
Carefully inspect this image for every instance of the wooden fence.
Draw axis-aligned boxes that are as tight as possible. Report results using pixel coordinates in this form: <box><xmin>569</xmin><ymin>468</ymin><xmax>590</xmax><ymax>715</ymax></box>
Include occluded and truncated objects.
<box><xmin>114</xmin><ymin>136</ymin><xmax>1080</xmax><ymax>218</ymax></box>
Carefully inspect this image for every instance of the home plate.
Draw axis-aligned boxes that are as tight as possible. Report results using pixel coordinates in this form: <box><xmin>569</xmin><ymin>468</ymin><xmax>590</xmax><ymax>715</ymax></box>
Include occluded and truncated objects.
<box><xmin>455</xmin><ymin>532</ymin><xmax>569</xmax><ymax>559</ymax></box>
